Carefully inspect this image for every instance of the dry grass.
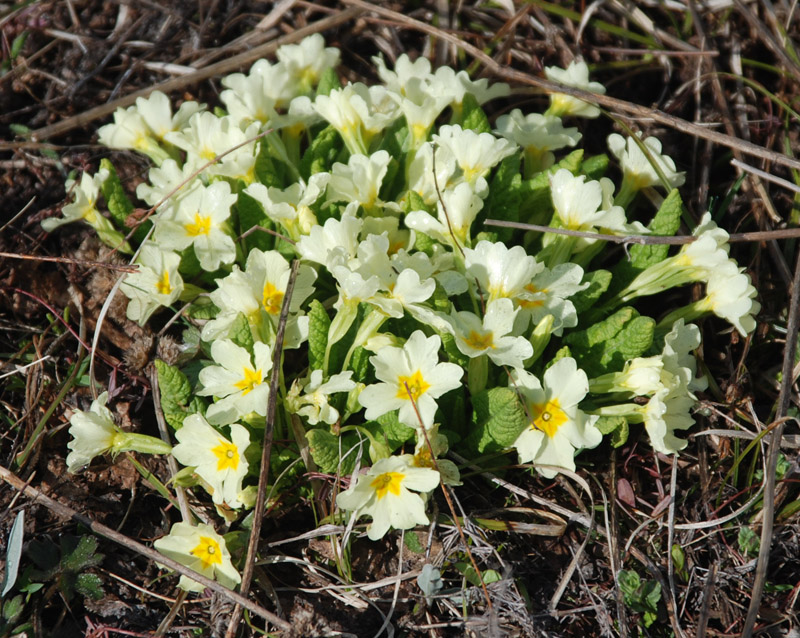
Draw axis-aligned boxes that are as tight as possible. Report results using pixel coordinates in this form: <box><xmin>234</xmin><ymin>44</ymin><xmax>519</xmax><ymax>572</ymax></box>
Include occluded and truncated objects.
<box><xmin>2</xmin><ymin>1</ymin><xmax>800</xmax><ymax>636</ymax></box>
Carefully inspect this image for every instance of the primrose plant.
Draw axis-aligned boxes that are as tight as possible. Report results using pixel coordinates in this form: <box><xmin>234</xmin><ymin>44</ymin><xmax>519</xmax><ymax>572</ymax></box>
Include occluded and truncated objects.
<box><xmin>45</xmin><ymin>34</ymin><xmax>759</xmax><ymax>591</ymax></box>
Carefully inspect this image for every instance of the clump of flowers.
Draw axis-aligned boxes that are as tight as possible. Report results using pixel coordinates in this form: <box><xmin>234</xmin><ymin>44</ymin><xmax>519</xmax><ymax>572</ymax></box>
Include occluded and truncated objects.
<box><xmin>47</xmin><ymin>37</ymin><xmax>758</xmax><ymax>593</ymax></box>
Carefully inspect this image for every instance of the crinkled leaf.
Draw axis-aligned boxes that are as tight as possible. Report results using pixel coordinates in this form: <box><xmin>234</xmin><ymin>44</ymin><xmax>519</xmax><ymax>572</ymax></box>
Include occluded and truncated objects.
<box><xmin>596</xmin><ymin>416</ymin><xmax>629</xmax><ymax>447</ymax></box>
<box><xmin>154</xmin><ymin>359</ymin><xmax>193</xmax><ymax>430</ymax></box>
<box><xmin>404</xmin><ymin>189</ymin><xmax>433</xmax><ymax>216</ymax></box>
<box><xmin>484</xmin><ymin>154</ymin><xmax>522</xmax><ymax>242</ymax></box>
<box><xmin>308</xmin><ymin>300</ymin><xmax>330</xmax><ymax>371</ymax></box>
<box><xmin>581</xmin><ymin>153</ymin><xmax>608</xmax><ymax>180</ymax></box>
<box><xmin>600</xmin><ymin>315</ymin><xmax>654</xmax><ymax>371</ymax></box>
<box><xmin>254</xmin><ymin>139</ymin><xmax>285</xmax><ymax>188</ymax></box>
<box><xmin>572</xmin><ymin>269</ymin><xmax>612</xmax><ymax>315</ymax></box>
<box><xmin>300</xmin><ymin>124</ymin><xmax>342</xmax><ymax>178</ymax></box>
<box><xmin>60</xmin><ymin>536</ymin><xmax>102</xmax><ymax>573</ymax></box>
<box><xmin>404</xmin><ymin>531</ymin><xmax>425</xmax><ymax>554</ymax></box>
<box><xmin>469</xmin><ymin>387</ymin><xmax>527</xmax><ymax>453</ymax></box>
<box><xmin>185</xmin><ymin>296</ymin><xmax>219</xmax><ymax>320</ymax></box>
<box><xmin>227</xmin><ymin>312</ymin><xmax>254</xmax><ymax>353</ymax></box>
<box><xmin>74</xmin><ymin>573</ymin><xmax>104</xmax><ymax>601</ymax></box>
<box><xmin>360</xmin><ymin>411</ymin><xmax>415</xmax><ymax>453</ymax></box>
<box><xmin>629</xmin><ymin>188</ymin><xmax>683</xmax><ymax>269</ymax></box>
<box><xmin>437</xmin><ymin>459</ymin><xmax>461</xmax><ymax>486</ymax></box>
<box><xmin>2</xmin><ymin>594</ymin><xmax>24</xmax><ymax>622</ymax></box>
<box><xmin>316</xmin><ymin>67</ymin><xmax>341</xmax><ymax>97</ymax></box>
<box><xmin>99</xmin><ymin>159</ymin><xmax>133</xmax><ymax>227</ymax></box>
<box><xmin>565</xmin><ymin>307</ymin><xmax>636</xmax><ymax>377</ymax></box>
<box><xmin>237</xmin><ymin>189</ymin><xmax>273</xmax><ymax>253</ymax></box>
<box><xmin>441</xmin><ymin>332</ymin><xmax>469</xmax><ymax>368</ymax></box>
<box><xmin>348</xmin><ymin>346</ymin><xmax>370</xmax><ymax>382</ymax></box>
<box><xmin>461</xmin><ymin>93</ymin><xmax>491</xmax><ymax>134</ymax></box>
<box><xmin>306</xmin><ymin>429</ymin><xmax>357</xmax><ymax>475</ymax></box>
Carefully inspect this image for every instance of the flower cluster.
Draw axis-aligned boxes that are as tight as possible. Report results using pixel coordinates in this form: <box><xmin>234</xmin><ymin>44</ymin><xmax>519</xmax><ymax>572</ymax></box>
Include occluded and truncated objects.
<box><xmin>50</xmin><ymin>36</ymin><xmax>760</xmax><ymax>593</ymax></box>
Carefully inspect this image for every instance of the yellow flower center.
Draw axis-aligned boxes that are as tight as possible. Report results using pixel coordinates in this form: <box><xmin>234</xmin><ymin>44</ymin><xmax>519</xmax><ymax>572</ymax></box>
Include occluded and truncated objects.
<box><xmin>190</xmin><ymin>536</ymin><xmax>223</xmax><ymax>570</ymax></box>
<box><xmin>234</xmin><ymin>366</ymin><xmax>262</xmax><ymax>395</ymax></box>
<box><xmin>185</xmin><ymin>213</ymin><xmax>212</xmax><ymax>237</ymax></box>
<box><xmin>370</xmin><ymin>471</ymin><xmax>404</xmax><ymax>500</ymax></box>
<box><xmin>464</xmin><ymin>330</ymin><xmax>494</xmax><ymax>350</ymax></box>
<box><xmin>156</xmin><ymin>269</ymin><xmax>172</xmax><ymax>295</ymax></box>
<box><xmin>262</xmin><ymin>281</ymin><xmax>284</xmax><ymax>315</ymax></box>
<box><xmin>211</xmin><ymin>438</ymin><xmax>240</xmax><ymax>472</ymax></box>
<box><xmin>518</xmin><ymin>283</ymin><xmax>547</xmax><ymax>309</ymax></box>
<box><xmin>396</xmin><ymin>370</ymin><xmax>431</xmax><ymax>401</ymax></box>
<box><xmin>531</xmin><ymin>398</ymin><xmax>569</xmax><ymax>438</ymax></box>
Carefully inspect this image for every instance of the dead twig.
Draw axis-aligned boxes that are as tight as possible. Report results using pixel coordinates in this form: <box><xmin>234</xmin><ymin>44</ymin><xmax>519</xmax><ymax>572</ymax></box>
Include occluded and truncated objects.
<box><xmin>0</xmin><ymin>464</ymin><xmax>291</xmax><ymax>632</ymax></box>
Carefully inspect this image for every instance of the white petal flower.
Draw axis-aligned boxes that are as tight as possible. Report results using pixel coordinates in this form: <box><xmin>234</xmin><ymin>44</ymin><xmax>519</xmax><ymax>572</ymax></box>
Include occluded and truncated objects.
<box><xmin>374</xmin><ymin>53</ymin><xmax>433</xmax><ymax>95</ymax></box>
<box><xmin>198</xmin><ymin>340</ymin><xmax>274</xmax><ymax>425</ymax></box>
<box><xmin>406</xmin><ymin>141</ymin><xmax>458</xmax><ymax>206</ymax></box>
<box><xmin>221</xmin><ymin>59</ymin><xmax>287</xmax><ymax>124</ymax></box>
<box><xmin>153</xmin><ymin>180</ymin><xmax>237</xmax><ymax>271</ymax></box>
<box><xmin>662</xmin><ymin>319</ymin><xmax>707</xmax><ymax>392</ymax></box>
<box><xmin>641</xmin><ymin>385</ymin><xmax>695</xmax><ymax>455</ymax></box>
<box><xmin>326</xmin><ymin>151</ymin><xmax>400</xmax><ymax>213</ymax></box>
<box><xmin>202</xmin><ymin>248</ymin><xmax>316</xmax><ymax>346</ymax></box>
<box><xmin>431</xmin><ymin>66</ymin><xmax>510</xmax><ymax>107</ymax></box>
<box><xmin>336</xmin><ymin>454</ymin><xmax>440</xmax><ymax>540</ymax></box>
<box><xmin>276</xmin><ymin>33</ymin><xmax>340</xmax><ymax>94</ymax></box>
<box><xmin>464</xmin><ymin>240</ymin><xmax>544</xmax><ymax>303</ymax></box>
<box><xmin>515</xmin><ymin>262</ymin><xmax>586</xmax><ymax>335</ymax></box>
<box><xmin>66</xmin><ymin>392</ymin><xmax>171</xmax><ymax>472</ymax></box>
<box><xmin>511</xmin><ymin>359</ymin><xmax>602</xmax><ymax>478</ymax></box>
<box><xmin>446</xmin><ymin>299</ymin><xmax>533</xmax><ymax>368</ymax></box>
<box><xmin>549</xmin><ymin>169</ymin><xmax>629</xmax><ymax>233</ymax></box>
<box><xmin>244</xmin><ymin>172</ymin><xmax>328</xmax><ymax>240</ymax></box>
<box><xmin>153</xmin><ymin>522</ymin><xmax>241</xmax><ymax>592</ymax></box>
<box><xmin>121</xmin><ymin>243</ymin><xmax>184</xmax><ymax>326</ymax></box>
<box><xmin>290</xmin><ymin>370</ymin><xmax>356</xmax><ymax>425</ymax></box>
<box><xmin>358</xmin><ymin>331</ymin><xmax>463</xmax><ymax>428</ymax></box>
<box><xmin>697</xmin><ymin>261</ymin><xmax>760</xmax><ymax>336</ymax></box>
<box><xmin>608</xmin><ymin>133</ymin><xmax>685</xmax><ymax>192</ymax></box>
<box><xmin>296</xmin><ymin>214</ymin><xmax>363</xmax><ymax>269</ymax></box>
<box><xmin>545</xmin><ymin>60</ymin><xmax>606</xmax><ymax>118</ymax></box>
<box><xmin>433</xmin><ymin>125</ymin><xmax>517</xmax><ymax>194</ymax></box>
<box><xmin>495</xmin><ymin>110</ymin><xmax>580</xmax><ymax>174</ymax></box>
<box><xmin>172</xmin><ymin>414</ymin><xmax>250</xmax><ymax>507</ymax></box>
<box><xmin>405</xmin><ymin>182</ymin><xmax>484</xmax><ymax>248</ymax></box>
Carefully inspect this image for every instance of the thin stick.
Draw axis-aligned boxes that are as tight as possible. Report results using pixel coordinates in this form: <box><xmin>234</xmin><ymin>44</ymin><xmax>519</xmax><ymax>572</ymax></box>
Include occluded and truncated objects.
<box><xmin>0</xmin><ymin>252</ymin><xmax>138</xmax><ymax>272</ymax></box>
<box><xmin>484</xmin><ymin>219</ymin><xmax>800</xmax><ymax>244</ymax></box>
<box><xmin>0</xmin><ymin>464</ymin><xmax>290</xmax><ymax>631</ymax></box>
<box><xmin>741</xmin><ymin>247</ymin><xmax>800</xmax><ymax>636</ymax></box>
<box><xmin>342</xmin><ymin>0</ymin><xmax>800</xmax><ymax>174</ymax></box>
<box><xmin>223</xmin><ymin>260</ymin><xmax>299</xmax><ymax>638</ymax></box>
<box><xmin>29</xmin><ymin>7</ymin><xmax>363</xmax><ymax>142</ymax></box>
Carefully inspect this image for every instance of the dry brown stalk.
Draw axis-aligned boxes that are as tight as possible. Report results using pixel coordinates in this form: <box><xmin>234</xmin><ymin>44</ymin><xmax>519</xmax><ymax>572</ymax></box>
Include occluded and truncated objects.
<box><xmin>0</xmin><ymin>464</ymin><xmax>291</xmax><ymax>632</ymax></box>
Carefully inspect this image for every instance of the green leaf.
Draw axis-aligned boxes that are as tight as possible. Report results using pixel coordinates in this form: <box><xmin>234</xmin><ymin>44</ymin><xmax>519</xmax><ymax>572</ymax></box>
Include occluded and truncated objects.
<box><xmin>470</xmin><ymin>387</ymin><xmax>527</xmax><ymax>453</ymax></box>
<box><xmin>518</xmin><ymin>150</ymin><xmax>584</xmax><ymax>221</ymax></box>
<box><xmin>1</xmin><ymin>511</ymin><xmax>24</xmax><ymax>597</ymax></box>
<box><xmin>361</xmin><ymin>411</ymin><xmax>416</xmax><ymax>453</ymax></box>
<box><xmin>99</xmin><ymin>159</ymin><xmax>133</xmax><ymax>227</ymax></box>
<box><xmin>565</xmin><ymin>307</ymin><xmax>653</xmax><ymax>377</ymax></box>
<box><xmin>10</xmin><ymin>32</ymin><xmax>28</xmax><ymax>59</ymax></box>
<box><xmin>555</xmin><ymin>148</ymin><xmax>584</xmax><ymax>174</ymax></box>
<box><xmin>60</xmin><ymin>536</ymin><xmax>102</xmax><ymax>573</ymax></box>
<box><xmin>671</xmin><ymin>544</ymin><xmax>686</xmax><ymax>575</ymax></box>
<box><xmin>300</xmin><ymin>124</ymin><xmax>343</xmax><ymax>179</ymax></box>
<box><xmin>404</xmin><ymin>189</ymin><xmax>433</xmax><ymax>215</ymax></box>
<box><xmin>581</xmin><ymin>153</ymin><xmax>609</xmax><ymax>180</ymax></box>
<box><xmin>572</xmin><ymin>270</ymin><xmax>612</xmax><ymax>314</ymax></box>
<box><xmin>460</xmin><ymin>93</ymin><xmax>491</xmax><ymax>134</ymax></box>
<box><xmin>348</xmin><ymin>346</ymin><xmax>370</xmax><ymax>383</ymax></box>
<box><xmin>2</xmin><ymin>594</ymin><xmax>24</xmax><ymax>622</ymax></box>
<box><xmin>484</xmin><ymin>154</ymin><xmax>522</xmax><ymax>241</ymax></box>
<box><xmin>403</xmin><ymin>531</ymin><xmax>425</xmax><ymax>554</ymax></box>
<box><xmin>74</xmin><ymin>573</ymin><xmax>104</xmax><ymax>600</ymax></box>
<box><xmin>316</xmin><ymin>67</ymin><xmax>341</xmax><ymax>97</ymax></box>
<box><xmin>227</xmin><ymin>313</ymin><xmax>254</xmax><ymax>353</ymax></box>
<box><xmin>610</xmin><ymin>419</ymin><xmax>629</xmax><ymax>447</ymax></box>
<box><xmin>738</xmin><ymin>526</ymin><xmax>760</xmax><ymax>558</ymax></box>
<box><xmin>306</xmin><ymin>429</ymin><xmax>358</xmax><ymax>475</ymax></box>
<box><xmin>629</xmin><ymin>188</ymin><xmax>683</xmax><ymax>270</ymax></box>
<box><xmin>308</xmin><ymin>300</ymin><xmax>330</xmax><ymax>372</ymax></box>
<box><xmin>595</xmin><ymin>415</ymin><xmax>627</xmax><ymax>436</ymax></box>
<box><xmin>254</xmin><ymin>139</ymin><xmax>285</xmax><ymax>187</ymax></box>
<box><xmin>237</xmin><ymin>190</ymin><xmax>273</xmax><ymax>253</ymax></box>
<box><xmin>154</xmin><ymin>360</ymin><xmax>193</xmax><ymax>430</ymax></box>
<box><xmin>185</xmin><ymin>296</ymin><xmax>219</xmax><ymax>320</ymax></box>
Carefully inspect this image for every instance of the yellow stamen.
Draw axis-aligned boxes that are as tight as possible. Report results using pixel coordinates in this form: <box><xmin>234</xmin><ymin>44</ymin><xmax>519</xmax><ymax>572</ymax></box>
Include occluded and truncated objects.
<box><xmin>234</xmin><ymin>367</ymin><xmax>262</xmax><ymax>395</ymax></box>
<box><xmin>370</xmin><ymin>472</ymin><xmax>404</xmax><ymax>500</ymax></box>
<box><xmin>190</xmin><ymin>536</ymin><xmax>223</xmax><ymax>570</ymax></box>
<box><xmin>262</xmin><ymin>281</ymin><xmax>284</xmax><ymax>315</ymax></box>
<box><xmin>518</xmin><ymin>283</ymin><xmax>547</xmax><ymax>309</ymax></box>
<box><xmin>396</xmin><ymin>370</ymin><xmax>431</xmax><ymax>401</ymax></box>
<box><xmin>530</xmin><ymin>398</ymin><xmax>568</xmax><ymax>438</ymax></box>
<box><xmin>211</xmin><ymin>439</ymin><xmax>240</xmax><ymax>472</ymax></box>
<box><xmin>156</xmin><ymin>269</ymin><xmax>172</xmax><ymax>295</ymax></box>
<box><xmin>185</xmin><ymin>213</ymin><xmax>212</xmax><ymax>237</ymax></box>
<box><xmin>465</xmin><ymin>330</ymin><xmax>494</xmax><ymax>350</ymax></box>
